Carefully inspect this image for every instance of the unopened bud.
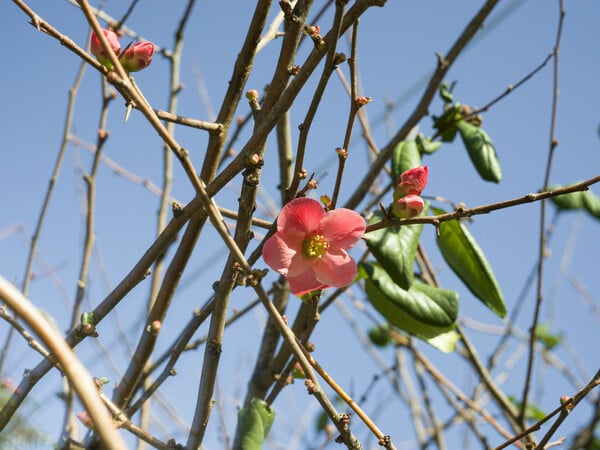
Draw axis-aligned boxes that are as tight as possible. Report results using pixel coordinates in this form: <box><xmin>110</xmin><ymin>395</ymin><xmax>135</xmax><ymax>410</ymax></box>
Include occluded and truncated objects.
<box><xmin>307</xmin><ymin>179</ymin><xmax>318</xmax><ymax>190</ymax></box>
<box><xmin>392</xmin><ymin>194</ymin><xmax>424</xmax><ymax>219</ymax></box>
<box><xmin>90</xmin><ymin>29</ymin><xmax>121</xmax><ymax>69</ymax></box>
<box><xmin>120</xmin><ymin>41</ymin><xmax>155</xmax><ymax>72</ymax></box>
<box><xmin>77</xmin><ymin>411</ymin><xmax>95</xmax><ymax>430</ymax></box>
<box><xmin>245</xmin><ymin>89</ymin><xmax>259</xmax><ymax>101</ymax></box>
<box><xmin>336</xmin><ymin>147</ymin><xmax>348</xmax><ymax>159</ymax></box>
<box><xmin>147</xmin><ymin>320</ymin><xmax>162</xmax><ymax>336</ymax></box>
<box><xmin>394</xmin><ymin>166</ymin><xmax>428</xmax><ymax>200</ymax></box>
<box><xmin>355</xmin><ymin>96</ymin><xmax>372</xmax><ymax>106</ymax></box>
<box><xmin>248</xmin><ymin>153</ymin><xmax>262</xmax><ymax>165</ymax></box>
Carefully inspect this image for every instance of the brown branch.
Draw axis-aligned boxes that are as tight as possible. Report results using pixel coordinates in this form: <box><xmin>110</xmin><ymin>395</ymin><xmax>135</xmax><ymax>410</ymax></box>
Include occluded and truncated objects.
<box><xmin>364</xmin><ymin>176</ymin><xmax>600</xmax><ymax>233</ymax></box>
<box><xmin>0</xmin><ymin>277</ymin><xmax>127</xmax><ymax>449</ymax></box>
<box><xmin>520</xmin><ymin>0</ymin><xmax>566</xmax><ymax>427</ymax></box>
<box><xmin>344</xmin><ymin>0</ymin><xmax>500</xmax><ymax>210</ymax></box>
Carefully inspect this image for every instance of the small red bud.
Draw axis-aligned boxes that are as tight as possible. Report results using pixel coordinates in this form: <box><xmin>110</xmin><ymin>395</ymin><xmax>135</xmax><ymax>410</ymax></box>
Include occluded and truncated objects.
<box><xmin>248</xmin><ymin>153</ymin><xmax>261</xmax><ymax>165</ymax></box>
<box><xmin>91</xmin><ymin>29</ymin><xmax>121</xmax><ymax>69</ymax></box>
<box><xmin>336</xmin><ymin>147</ymin><xmax>348</xmax><ymax>159</ymax></box>
<box><xmin>392</xmin><ymin>194</ymin><xmax>424</xmax><ymax>219</ymax></box>
<box><xmin>77</xmin><ymin>411</ymin><xmax>95</xmax><ymax>430</ymax></box>
<box><xmin>120</xmin><ymin>41</ymin><xmax>154</xmax><ymax>72</ymax></box>
<box><xmin>147</xmin><ymin>320</ymin><xmax>162</xmax><ymax>336</ymax></box>
<box><xmin>394</xmin><ymin>166</ymin><xmax>429</xmax><ymax>200</ymax></box>
<box><xmin>245</xmin><ymin>89</ymin><xmax>259</xmax><ymax>101</ymax></box>
<box><xmin>355</xmin><ymin>96</ymin><xmax>372</xmax><ymax>106</ymax></box>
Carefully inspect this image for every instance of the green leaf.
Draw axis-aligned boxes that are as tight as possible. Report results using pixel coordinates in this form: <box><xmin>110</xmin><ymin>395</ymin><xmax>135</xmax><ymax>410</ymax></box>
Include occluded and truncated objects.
<box><xmin>457</xmin><ymin>120</ymin><xmax>502</xmax><ymax>183</ymax></box>
<box><xmin>368</xmin><ymin>325</ymin><xmax>391</xmax><ymax>347</ymax></box>
<box><xmin>433</xmin><ymin>104</ymin><xmax>462</xmax><ymax>142</ymax></box>
<box><xmin>509</xmin><ymin>396</ymin><xmax>547</xmax><ymax>422</ymax></box>
<box><xmin>439</xmin><ymin>82</ymin><xmax>454</xmax><ymax>104</ymax></box>
<box><xmin>535</xmin><ymin>323</ymin><xmax>563</xmax><ymax>351</ymax></box>
<box><xmin>583</xmin><ymin>190</ymin><xmax>600</xmax><ymax>219</ymax></box>
<box><xmin>425</xmin><ymin>330</ymin><xmax>460</xmax><ymax>353</ymax></box>
<box><xmin>237</xmin><ymin>398</ymin><xmax>275</xmax><ymax>450</ymax></box>
<box><xmin>361</xmin><ymin>262</ymin><xmax>458</xmax><ymax>328</ymax></box>
<box><xmin>391</xmin><ymin>140</ymin><xmax>422</xmax><ymax>182</ymax></box>
<box><xmin>434</xmin><ymin>207</ymin><xmax>506</xmax><ymax>318</ymax></box>
<box><xmin>364</xmin><ymin>212</ymin><xmax>424</xmax><ymax>289</ymax></box>
<box><xmin>549</xmin><ymin>184</ymin><xmax>585</xmax><ymax>210</ymax></box>
<box><xmin>416</xmin><ymin>133</ymin><xmax>442</xmax><ymax>154</ymax></box>
<box><xmin>315</xmin><ymin>397</ymin><xmax>344</xmax><ymax>432</ymax></box>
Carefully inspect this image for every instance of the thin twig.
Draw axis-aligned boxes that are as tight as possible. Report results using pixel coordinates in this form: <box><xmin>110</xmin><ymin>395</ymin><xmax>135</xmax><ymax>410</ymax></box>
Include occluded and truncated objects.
<box><xmin>520</xmin><ymin>0</ymin><xmax>566</xmax><ymax>427</ymax></box>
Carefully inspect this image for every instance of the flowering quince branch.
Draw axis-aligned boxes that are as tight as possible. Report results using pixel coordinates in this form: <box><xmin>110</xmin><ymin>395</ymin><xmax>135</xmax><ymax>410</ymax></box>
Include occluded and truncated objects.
<box><xmin>365</xmin><ymin>175</ymin><xmax>600</xmax><ymax>234</ymax></box>
<box><xmin>0</xmin><ymin>277</ymin><xmax>127</xmax><ymax>449</ymax></box>
<box><xmin>262</xmin><ymin>198</ymin><xmax>366</xmax><ymax>296</ymax></box>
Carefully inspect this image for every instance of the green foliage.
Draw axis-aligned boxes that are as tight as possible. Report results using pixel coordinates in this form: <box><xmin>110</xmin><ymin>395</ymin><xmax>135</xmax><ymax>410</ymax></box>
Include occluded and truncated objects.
<box><xmin>457</xmin><ymin>120</ymin><xmax>502</xmax><ymax>183</ymax></box>
<box><xmin>549</xmin><ymin>185</ymin><xmax>600</xmax><ymax>220</ymax></box>
<box><xmin>391</xmin><ymin>140</ymin><xmax>422</xmax><ymax>182</ymax></box>
<box><xmin>363</xmin><ymin>212</ymin><xmax>424</xmax><ymax>290</ymax></box>
<box><xmin>549</xmin><ymin>186</ymin><xmax>585</xmax><ymax>210</ymax></box>
<box><xmin>583</xmin><ymin>190</ymin><xmax>600</xmax><ymax>219</ymax></box>
<box><xmin>236</xmin><ymin>398</ymin><xmax>275</xmax><ymax>450</ymax></box>
<box><xmin>315</xmin><ymin>396</ymin><xmax>344</xmax><ymax>432</ymax></box>
<box><xmin>416</xmin><ymin>133</ymin><xmax>442</xmax><ymax>155</ymax></box>
<box><xmin>439</xmin><ymin>82</ymin><xmax>455</xmax><ymax>104</ymax></box>
<box><xmin>368</xmin><ymin>324</ymin><xmax>392</xmax><ymax>347</ymax></box>
<box><xmin>360</xmin><ymin>262</ymin><xmax>458</xmax><ymax>346</ymax></box>
<box><xmin>509</xmin><ymin>396</ymin><xmax>547</xmax><ymax>422</ymax></box>
<box><xmin>535</xmin><ymin>323</ymin><xmax>563</xmax><ymax>351</ymax></box>
<box><xmin>433</xmin><ymin>103</ymin><xmax>462</xmax><ymax>142</ymax></box>
<box><xmin>434</xmin><ymin>208</ymin><xmax>506</xmax><ymax>318</ymax></box>
<box><xmin>0</xmin><ymin>383</ymin><xmax>49</xmax><ymax>449</ymax></box>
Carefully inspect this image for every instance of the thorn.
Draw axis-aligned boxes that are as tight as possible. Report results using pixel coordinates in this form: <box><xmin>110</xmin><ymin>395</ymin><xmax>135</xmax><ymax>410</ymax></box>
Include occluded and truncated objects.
<box><xmin>124</xmin><ymin>103</ymin><xmax>133</xmax><ymax>123</ymax></box>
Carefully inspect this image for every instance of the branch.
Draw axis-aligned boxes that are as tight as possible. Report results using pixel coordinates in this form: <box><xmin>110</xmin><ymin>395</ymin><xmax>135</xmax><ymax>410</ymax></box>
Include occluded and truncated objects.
<box><xmin>0</xmin><ymin>277</ymin><xmax>127</xmax><ymax>449</ymax></box>
<box><xmin>364</xmin><ymin>176</ymin><xmax>600</xmax><ymax>233</ymax></box>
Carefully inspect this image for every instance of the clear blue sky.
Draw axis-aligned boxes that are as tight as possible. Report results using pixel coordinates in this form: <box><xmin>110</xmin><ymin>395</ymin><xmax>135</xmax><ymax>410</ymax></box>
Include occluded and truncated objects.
<box><xmin>1</xmin><ymin>1</ymin><xmax>600</xmax><ymax>448</ymax></box>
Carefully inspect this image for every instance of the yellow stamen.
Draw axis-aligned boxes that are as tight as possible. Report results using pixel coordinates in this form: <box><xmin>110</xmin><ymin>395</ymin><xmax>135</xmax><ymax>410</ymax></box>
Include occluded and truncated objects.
<box><xmin>302</xmin><ymin>233</ymin><xmax>328</xmax><ymax>259</ymax></box>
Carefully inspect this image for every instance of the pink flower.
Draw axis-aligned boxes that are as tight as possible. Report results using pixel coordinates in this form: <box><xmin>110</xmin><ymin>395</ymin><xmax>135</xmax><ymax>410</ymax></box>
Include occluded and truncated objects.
<box><xmin>394</xmin><ymin>166</ymin><xmax>428</xmax><ymax>200</ymax></box>
<box><xmin>262</xmin><ymin>198</ymin><xmax>366</xmax><ymax>296</ymax></box>
<box><xmin>392</xmin><ymin>194</ymin><xmax>424</xmax><ymax>219</ymax></box>
<box><xmin>120</xmin><ymin>41</ymin><xmax>155</xmax><ymax>72</ymax></box>
<box><xmin>90</xmin><ymin>29</ymin><xmax>121</xmax><ymax>68</ymax></box>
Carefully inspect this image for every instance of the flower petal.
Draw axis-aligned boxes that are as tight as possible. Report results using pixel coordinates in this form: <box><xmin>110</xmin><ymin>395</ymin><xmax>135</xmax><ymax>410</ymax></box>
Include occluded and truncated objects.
<box><xmin>320</xmin><ymin>208</ymin><xmax>366</xmax><ymax>249</ymax></box>
<box><xmin>278</xmin><ymin>198</ymin><xmax>324</xmax><ymax>235</ymax></box>
<box><xmin>313</xmin><ymin>249</ymin><xmax>357</xmax><ymax>288</ymax></box>
<box><xmin>262</xmin><ymin>233</ymin><xmax>296</xmax><ymax>276</ymax></box>
<box><xmin>287</xmin><ymin>269</ymin><xmax>328</xmax><ymax>296</ymax></box>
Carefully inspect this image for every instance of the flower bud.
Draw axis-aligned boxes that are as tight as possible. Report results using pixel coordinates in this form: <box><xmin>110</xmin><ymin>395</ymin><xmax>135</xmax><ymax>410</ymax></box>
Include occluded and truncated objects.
<box><xmin>77</xmin><ymin>411</ymin><xmax>95</xmax><ymax>430</ymax></box>
<box><xmin>91</xmin><ymin>29</ymin><xmax>121</xmax><ymax>69</ymax></box>
<box><xmin>120</xmin><ymin>41</ymin><xmax>155</xmax><ymax>72</ymax></box>
<box><xmin>355</xmin><ymin>96</ymin><xmax>372</xmax><ymax>106</ymax></box>
<box><xmin>245</xmin><ymin>89</ymin><xmax>259</xmax><ymax>101</ymax></box>
<box><xmin>392</xmin><ymin>194</ymin><xmax>424</xmax><ymax>219</ymax></box>
<box><xmin>394</xmin><ymin>166</ymin><xmax>428</xmax><ymax>200</ymax></box>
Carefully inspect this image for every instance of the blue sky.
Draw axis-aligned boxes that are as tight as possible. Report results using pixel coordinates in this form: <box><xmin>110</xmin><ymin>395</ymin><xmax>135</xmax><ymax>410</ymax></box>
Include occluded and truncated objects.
<box><xmin>1</xmin><ymin>1</ymin><xmax>600</xmax><ymax>449</ymax></box>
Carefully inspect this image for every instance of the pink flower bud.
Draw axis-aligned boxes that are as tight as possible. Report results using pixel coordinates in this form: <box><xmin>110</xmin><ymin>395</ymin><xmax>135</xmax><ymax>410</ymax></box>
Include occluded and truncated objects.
<box><xmin>355</xmin><ymin>96</ymin><xmax>372</xmax><ymax>106</ymax></box>
<box><xmin>120</xmin><ymin>41</ymin><xmax>155</xmax><ymax>72</ymax></box>
<box><xmin>245</xmin><ymin>89</ymin><xmax>259</xmax><ymax>101</ymax></box>
<box><xmin>394</xmin><ymin>166</ymin><xmax>428</xmax><ymax>200</ymax></box>
<box><xmin>392</xmin><ymin>194</ymin><xmax>424</xmax><ymax>219</ymax></box>
<box><xmin>77</xmin><ymin>411</ymin><xmax>95</xmax><ymax>430</ymax></box>
<box><xmin>91</xmin><ymin>29</ymin><xmax>121</xmax><ymax>68</ymax></box>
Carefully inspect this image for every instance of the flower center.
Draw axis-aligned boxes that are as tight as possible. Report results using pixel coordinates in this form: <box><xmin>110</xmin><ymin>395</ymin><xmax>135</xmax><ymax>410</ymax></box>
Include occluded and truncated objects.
<box><xmin>302</xmin><ymin>233</ymin><xmax>328</xmax><ymax>259</ymax></box>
